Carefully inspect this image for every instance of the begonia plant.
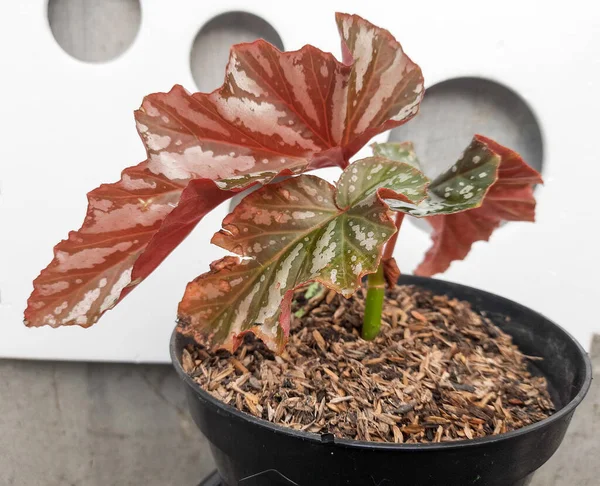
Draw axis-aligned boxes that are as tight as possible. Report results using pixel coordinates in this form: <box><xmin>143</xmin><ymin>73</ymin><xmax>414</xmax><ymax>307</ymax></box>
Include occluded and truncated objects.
<box><xmin>25</xmin><ymin>13</ymin><xmax>541</xmax><ymax>353</ymax></box>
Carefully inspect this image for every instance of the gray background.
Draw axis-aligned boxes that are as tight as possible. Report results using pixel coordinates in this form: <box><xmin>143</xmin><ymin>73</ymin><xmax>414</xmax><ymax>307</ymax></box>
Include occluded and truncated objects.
<box><xmin>1</xmin><ymin>2</ymin><xmax>594</xmax><ymax>484</ymax></box>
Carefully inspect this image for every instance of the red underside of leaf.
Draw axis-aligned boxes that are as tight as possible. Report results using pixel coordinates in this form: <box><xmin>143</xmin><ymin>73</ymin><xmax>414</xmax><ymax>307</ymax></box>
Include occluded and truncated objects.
<box><xmin>24</xmin><ymin>163</ymin><xmax>236</xmax><ymax>328</ymax></box>
<box><xmin>128</xmin><ymin>179</ymin><xmax>241</xmax><ymax>287</ymax></box>
<box><xmin>415</xmin><ymin>136</ymin><xmax>543</xmax><ymax>276</ymax></box>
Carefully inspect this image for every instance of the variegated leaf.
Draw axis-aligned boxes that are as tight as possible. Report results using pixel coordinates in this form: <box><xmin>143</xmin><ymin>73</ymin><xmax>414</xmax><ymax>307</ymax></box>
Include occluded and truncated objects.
<box><xmin>335</xmin><ymin>13</ymin><xmax>424</xmax><ymax>158</ymax></box>
<box><xmin>415</xmin><ymin>135</ymin><xmax>543</xmax><ymax>276</ymax></box>
<box><xmin>372</xmin><ymin>141</ymin><xmax>421</xmax><ymax>168</ymax></box>
<box><xmin>25</xmin><ymin>13</ymin><xmax>424</xmax><ymax>329</ymax></box>
<box><xmin>177</xmin><ymin>158</ymin><xmax>429</xmax><ymax>351</ymax></box>
<box><xmin>336</xmin><ymin>156</ymin><xmax>428</xmax><ymax>208</ymax></box>
<box><xmin>385</xmin><ymin>137</ymin><xmax>501</xmax><ymax>217</ymax></box>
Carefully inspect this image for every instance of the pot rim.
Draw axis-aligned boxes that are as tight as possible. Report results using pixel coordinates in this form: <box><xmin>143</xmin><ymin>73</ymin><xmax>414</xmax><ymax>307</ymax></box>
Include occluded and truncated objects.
<box><xmin>170</xmin><ymin>275</ymin><xmax>592</xmax><ymax>451</ymax></box>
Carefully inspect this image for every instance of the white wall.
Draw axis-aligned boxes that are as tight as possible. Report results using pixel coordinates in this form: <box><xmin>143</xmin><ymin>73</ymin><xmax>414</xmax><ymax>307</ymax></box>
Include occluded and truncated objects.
<box><xmin>1</xmin><ymin>0</ymin><xmax>598</xmax><ymax>362</ymax></box>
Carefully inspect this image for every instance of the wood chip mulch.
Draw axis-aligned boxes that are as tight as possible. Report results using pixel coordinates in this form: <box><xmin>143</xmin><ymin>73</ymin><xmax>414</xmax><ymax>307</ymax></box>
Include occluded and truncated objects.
<box><xmin>182</xmin><ymin>284</ymin><xmax>554</xmax><ymax>444</ymax></box>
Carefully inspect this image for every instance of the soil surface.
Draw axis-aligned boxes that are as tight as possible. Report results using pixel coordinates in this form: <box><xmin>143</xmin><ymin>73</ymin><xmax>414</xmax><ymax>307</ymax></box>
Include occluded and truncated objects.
<box><xmin>182</xmin><ymin>284</ymin><xmax>554</xmax><ymax>443</ymax></box>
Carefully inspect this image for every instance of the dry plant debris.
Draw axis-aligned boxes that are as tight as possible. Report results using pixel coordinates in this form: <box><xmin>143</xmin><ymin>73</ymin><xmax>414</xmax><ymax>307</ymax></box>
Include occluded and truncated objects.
<box><xmin>182</xmin><ymin>284</ymin><xmax>554</xmax><ymax>443</ymax></box>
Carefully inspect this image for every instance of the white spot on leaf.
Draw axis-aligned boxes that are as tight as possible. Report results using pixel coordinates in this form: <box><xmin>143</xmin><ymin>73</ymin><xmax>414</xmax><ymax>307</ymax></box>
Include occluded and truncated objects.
<box><xmin>55</xmin><ymin>242</ymin><xmax>133</xmax><ymax>271</ymax></box>
<box><xmin>37</xmin><ymin>281</ymin><xmax>69</xmax><ymax>296</ymax></box>
<box><xmin>311</xmin><ymin>221</ymin><xmax>337</xmax><ymax>274</ymax></box>
<box><xmin>100</xmin><ymin>267</ymin><xmax>133</xmax><ymax>313</ymax></box>
<box><xmin>122</xmin><ymin>175</ymin><xmax>157</xmax><ymax>191</ymax></box>
<box><xmin>146</xmin><ymin>134</ymin><xmax>171</xmax><ymax>151</ymax></box>
<box><xmin>350</xmin><ymin>224</ymin><xmax>378</xmax><ymax>251</ymax></box>
<box><xmin>149</xmin><ymin>146</ymin><xmax>255</xmax><ymax>181</ymax></box>
<box><xmin>256</xmin><ymin>243</ymin><xmax>304</xmax><ymax>324</ymax></box>
<box><xmin>292</xmin><ymin>211</ymin><xmax>316</xmax><ymax>220</ymax></box>
<box><xmin>64</xmin><ymin>288</ymin><xmax>102</xmax><ymax>325</ymax></box>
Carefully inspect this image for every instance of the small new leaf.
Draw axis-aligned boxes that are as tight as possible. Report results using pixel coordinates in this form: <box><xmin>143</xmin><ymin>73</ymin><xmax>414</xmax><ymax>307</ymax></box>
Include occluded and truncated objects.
<box><xmin>304</xmin><ymin>282</ymin><xmax>323</xmax><ymax>300</ymax></box>
<box><xmin>177</xmin><ymin>158</ymin><xmax>429</xmax><ymax>351</ymax></box>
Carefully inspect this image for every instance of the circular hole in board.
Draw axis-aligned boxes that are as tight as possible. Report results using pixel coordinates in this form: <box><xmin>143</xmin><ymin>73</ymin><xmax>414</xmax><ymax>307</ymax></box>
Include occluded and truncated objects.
<box><xmin>387</xmin><ymin>77</ymin><xmax>544</xmax><ymax>233</ymax></box>
<box><xmin>190</xmin><ymin>12</ymin><xmax>285</xmax><ymax>211</ymax></box>
<box><xmin>190</xmin><ymin>11</ymin><xmax>284</xmax><ymax>93</ymax></box>
<box><xmin>47</xmin><ymin>0</ymin><xmax>141</xmax><ymax>63</ymax></box>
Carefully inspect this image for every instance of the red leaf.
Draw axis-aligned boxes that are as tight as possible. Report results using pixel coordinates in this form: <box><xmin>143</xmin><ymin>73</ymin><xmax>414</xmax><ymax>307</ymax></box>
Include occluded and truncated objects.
<box><xmin>415</xmin><ymin>135</ymin><xmax>543</xmax><ymax>276</ymax></box>
<box><xmin>24</xmin><ymin>163</ymin><xmax>232</xmax><ymax>328</ymax></box>
<box><xmin>335</xmin><ymin>13</ymin><xmax>424</xmax><ymax>159</ymax></box>
<box><xmin>129</xmin><ymin>179</ymin><xmax>241</xmax><ymax>285</ymax></box>
<box><xmin>25</xmin><ymin>13</ymin><xmax>423</xmax><ymax>328</ymax></box>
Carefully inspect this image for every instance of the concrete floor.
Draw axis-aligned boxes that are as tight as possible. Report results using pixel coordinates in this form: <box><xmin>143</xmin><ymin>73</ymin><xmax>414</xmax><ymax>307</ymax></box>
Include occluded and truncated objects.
<box><xmin>0</xmin><ymin>360</ymin><xmax>213</xmax><ymax>486</ymax></box>
<box><xmin>530</xmin><ymin>335</ymin><xmax>600</xmax><ymax>486</ymax></box>
<box><xmin>0</xmin><ymin>338</ymin><xmax>596</xmax><ymax>485</ymax></box>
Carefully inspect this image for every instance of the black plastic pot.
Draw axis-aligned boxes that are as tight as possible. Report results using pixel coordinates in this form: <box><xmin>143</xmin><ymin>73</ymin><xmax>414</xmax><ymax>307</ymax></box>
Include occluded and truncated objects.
<box><xmin>171</xmin><ymin>275</ymin><xmax>592</xmax><ymax>486</ymax></box>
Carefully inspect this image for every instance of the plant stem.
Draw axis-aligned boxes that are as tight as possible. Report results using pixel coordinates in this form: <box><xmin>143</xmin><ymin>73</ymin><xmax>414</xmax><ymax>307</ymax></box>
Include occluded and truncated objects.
<box><xmin>362</xmin><ymin>264</ymin><xmax>386</xmax><ymax>340</ymax></box>
<box><xmin>362</xmin><ymin>213</ymin><xmax>405</xmax><ymax>341</ymax></box>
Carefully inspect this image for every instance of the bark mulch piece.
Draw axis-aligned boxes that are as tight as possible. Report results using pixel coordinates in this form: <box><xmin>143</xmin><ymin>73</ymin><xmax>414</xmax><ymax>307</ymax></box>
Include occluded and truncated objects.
<box><xmin>182</xmin><ymin>284</ymin><xmax>554</xmax><ymax>444</ymax></box>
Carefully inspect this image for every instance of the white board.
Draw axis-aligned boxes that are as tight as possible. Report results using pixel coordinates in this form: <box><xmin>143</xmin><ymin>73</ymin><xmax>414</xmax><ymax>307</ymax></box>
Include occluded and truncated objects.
<box><xmin>1</xmin><ymin>0</ymin><xmax>599</xmax><ymax>362</ymax></box>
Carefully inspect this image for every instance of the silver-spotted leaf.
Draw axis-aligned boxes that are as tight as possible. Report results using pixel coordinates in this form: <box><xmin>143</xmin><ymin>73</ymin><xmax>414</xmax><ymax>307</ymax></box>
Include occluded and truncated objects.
<box><xmin>372</xmin><ymin>141</ymin><xmax>421</xmax><ymax>168</ymax></box>
<box><xmin>385</xmin><ymin>137</ymin><xmax>501</xmax><ymax>217</ymax></box>
<box><xmin>177</xmin><ymin>158</ymin><xmax>429</xmax><ymax>351</ymax></box>
<box><xmin>336</xmin><ymin>156</ymin><xmax>428</xmax><ymax>208</ymax></box>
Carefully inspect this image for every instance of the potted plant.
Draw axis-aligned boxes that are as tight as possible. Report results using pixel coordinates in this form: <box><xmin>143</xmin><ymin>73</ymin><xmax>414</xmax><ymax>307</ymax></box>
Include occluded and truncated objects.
<box><xmin>25</xmin><ymin>12</ymin><xmax>590</xmax><ymax>486</ymax></box>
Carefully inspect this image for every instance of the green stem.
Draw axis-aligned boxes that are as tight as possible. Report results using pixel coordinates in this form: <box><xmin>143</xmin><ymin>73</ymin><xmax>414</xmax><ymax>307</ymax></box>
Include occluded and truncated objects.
<box><xmin>362</xmin><ymin>213</ymin><xmax>405</xmax><ymax>340</ymax></box>
<box><xmin>362</xmin><ymin>264</ymin><xmax>385</xmax><ymax>340</ymax></box>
